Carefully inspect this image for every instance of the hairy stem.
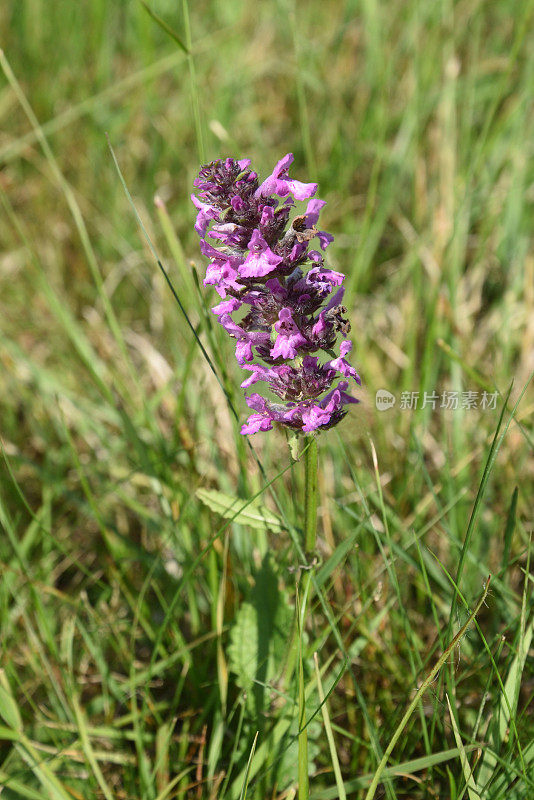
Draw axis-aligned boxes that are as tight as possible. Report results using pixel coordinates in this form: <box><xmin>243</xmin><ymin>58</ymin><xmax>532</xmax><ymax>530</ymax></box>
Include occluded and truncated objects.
<box><xmin>298</xmin><ymin>435</ymin><xmax>318</xmax><ymax>800</ymax></box>
<box><xmin>303</xmin><ymin>435</ymin><xmax>318</xmax><ymax>554</ymax></box>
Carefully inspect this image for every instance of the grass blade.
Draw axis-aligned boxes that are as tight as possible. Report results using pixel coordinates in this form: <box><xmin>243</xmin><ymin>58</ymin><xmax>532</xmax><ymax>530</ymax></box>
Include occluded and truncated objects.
<box><xmin>139</xmin><ymin>1</ymin><xmax>188</xmax><ymax>53</ymax></box>
<box><xmin>313</xmin><ymin>653</ymin><xmax>346</xmax><ymax>800</ymax></box>
<box><xmin>363</xmin><ymin>578</ymin><xmax>491</xmax><ymax>800</ymax></box>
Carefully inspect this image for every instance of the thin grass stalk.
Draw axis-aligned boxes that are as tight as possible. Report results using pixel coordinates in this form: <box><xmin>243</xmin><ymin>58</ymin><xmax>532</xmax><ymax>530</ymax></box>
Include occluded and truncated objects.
<box><xmin>182</xmin><ymin>0</ymin><xmax>205</xmax><ymax>163</ymax></box>
<box><xmin>297</xmin><ymin>587</ymin><xmax>309</xmax><ymax>800</ymax></box>
<box><xmin>313</xmin><ymin>652</ymin><xmax>347</xmax><ymax>800</ymax></box>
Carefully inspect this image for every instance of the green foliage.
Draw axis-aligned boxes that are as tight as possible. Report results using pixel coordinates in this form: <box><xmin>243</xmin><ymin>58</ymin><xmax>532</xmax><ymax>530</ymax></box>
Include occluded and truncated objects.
<box><xmin>0</xmin><ymin>0</ymin><xmax>532</xmax><ymax>798</ymax></box>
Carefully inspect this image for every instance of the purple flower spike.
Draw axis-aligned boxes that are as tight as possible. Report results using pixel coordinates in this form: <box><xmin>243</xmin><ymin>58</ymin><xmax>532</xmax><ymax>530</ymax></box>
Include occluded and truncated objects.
<box><xmin>192</xmin><ymin>155</ymin><xmax>360</xmax><ymax>435</ymax></box>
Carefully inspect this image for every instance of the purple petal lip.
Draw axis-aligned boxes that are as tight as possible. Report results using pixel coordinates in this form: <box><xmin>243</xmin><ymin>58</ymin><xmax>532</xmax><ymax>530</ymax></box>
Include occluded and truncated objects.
<box><xmin>191</xmin><ymin>194</ymin><xmax>220</xmax><ymax>237</ymax></box>
<box><xmin>304</xmin><ymin>198</ymin><xmax>326</xmax><ymax>226</ymax></box>
<box><xmin>260</xmin><ymin>206</ymin><xmax>275</xmax><ymax>225</ymax></box>
<box><xmin>239</xmin><ymin>252</ymin><xmax>282</xmax><ymax>278</ymax></box>
<box><xmin>211</xmin><ymin>297</ymin><xmax>242</xmax><ymax>315</ymax></box>
<box><xmin>316</xmin><ymin>231</ymin><xmax>334</xmax><ymax>249</ymax></box>
<box><xmin>240</xmin><ymin>415</ymin><xmax>273</xmax><ymax>435</ymax></box>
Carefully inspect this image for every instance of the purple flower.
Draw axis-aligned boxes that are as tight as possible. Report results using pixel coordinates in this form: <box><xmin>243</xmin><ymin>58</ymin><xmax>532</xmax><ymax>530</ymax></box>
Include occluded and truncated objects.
<box><xmin>240</xmin><ymin>394</ymin><xmax>275</xmax><ymax>435</ymax></box>
<box><xmin>304</xmin><ymin>199</ymin><xmax>334</xmax><ymax>250</ymax></box>
<box><xmin>326</xmin><ymin>340</ymin><xmax>361</xmax><ymax>380</ymax></box>
<box><xmin>271</xmin><ymin>308</ymin><xmax>308</xmax><ymax>359</ymax></box>
<box><xmin>191</xmin><ymin>194</ymin><xmax>220</xmax><ymax>237</ymax></box>
<box><xmin>256</xmin><ymin>154</ymin><xmax>318</xmax><ymax>201</ymax></box>
<box><xmin>240</xmin><ymin>230</ymin><xmax>283</xmax><ymax>278</ymax></box>
<box><xmin>192</xmin><ymin>155</ymin><xmax>360</xmax><ymax>435</ymax></box>
<box><xmin>218</xmin><ymin>314</ymin><xmax>271</xmax><ymax>365</ymax></box>
<box><xmin>211</xmin><ymin>296</ymin><xmax>242</xmax><ymax>316</ymax></box>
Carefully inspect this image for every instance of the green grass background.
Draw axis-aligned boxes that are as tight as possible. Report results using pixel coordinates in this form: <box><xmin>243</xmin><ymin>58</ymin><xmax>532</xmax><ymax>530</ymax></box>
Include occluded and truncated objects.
<box><xmin>0</xmin><ymin>1</ymin><xmax>533</xmax><ymax>798</ymax></box>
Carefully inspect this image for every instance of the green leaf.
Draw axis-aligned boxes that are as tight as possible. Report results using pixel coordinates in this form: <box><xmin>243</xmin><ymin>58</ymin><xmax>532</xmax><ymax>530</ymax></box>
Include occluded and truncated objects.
<box><xmin>196</xmin><ymin>488</ymin><xmax>285</xmax><ymax>533</ymax></box>
<box><xmin>446</xmin><ymin>694</ymin><xmax>481</xmax><ymax>800</ymax></box>
<box><xmin>0</xmin><ymin>770</ymin><xmax>46</xmax><ymax>800</ymax></box>
<box><xmin>228</xmin><ymin>602</ymin><xmax>258</xmax><ymax>695</ymax></box>
<box><xmin>286</xmin><ymin>430</ymin><xmax>301</xmax><ymax>462</ymax></box>
<box><xmin>310</xmin><ymin>747</ymin><xmax>480</xmax><ymax>798</ymax></box>
<box><xmin>228</xmin><ymin>558</ymin><xmax>292</xmax><ymax>715</ymax></box>
<box><xmin>238</xmin><ymin>731</ymin><xmax>258</xmax><ymax>800</ymax></box>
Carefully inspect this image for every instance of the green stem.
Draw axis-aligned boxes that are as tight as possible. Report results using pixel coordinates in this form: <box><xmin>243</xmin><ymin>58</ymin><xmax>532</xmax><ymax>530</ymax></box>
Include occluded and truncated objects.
<box><xmin>303</xmin><ymin>436</ymin><xmax>318</xmax><ymax>555</ymax></box>
<box><xmin>298</xmin><ymin>435</ymin><xmax>318</xmax><ymax>800</ymax></box>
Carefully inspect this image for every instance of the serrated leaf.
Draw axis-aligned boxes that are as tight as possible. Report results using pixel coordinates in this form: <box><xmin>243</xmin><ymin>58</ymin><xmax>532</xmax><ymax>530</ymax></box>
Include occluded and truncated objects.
<box><xmin>228</xmin><ymin>602</ymin><xmax>258</xmax><ymax>694</ymax></box>
<box><xmin>196</xmin><ymin>488</ymin><xmax>284</xmax><ymax>533</ymax></box>
<box><xmin>228</xmin><ymin>557</ymin><xmax>293</xmax><ymax>716</ymax></box>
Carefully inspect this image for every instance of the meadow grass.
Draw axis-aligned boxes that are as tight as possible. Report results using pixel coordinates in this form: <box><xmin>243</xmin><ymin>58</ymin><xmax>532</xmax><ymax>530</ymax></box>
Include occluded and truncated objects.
<box><xmin>0</xmin><ymin>1</ymin><xmax>533</xmax><ymax>798</ymax></box>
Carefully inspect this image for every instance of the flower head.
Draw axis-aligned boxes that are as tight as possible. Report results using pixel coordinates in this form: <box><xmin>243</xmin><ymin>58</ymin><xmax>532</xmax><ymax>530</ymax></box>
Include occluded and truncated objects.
<box><xmin>192</xmin><ymin>154</ymin><xmax>360</xmax><ymax>435</ymax></box>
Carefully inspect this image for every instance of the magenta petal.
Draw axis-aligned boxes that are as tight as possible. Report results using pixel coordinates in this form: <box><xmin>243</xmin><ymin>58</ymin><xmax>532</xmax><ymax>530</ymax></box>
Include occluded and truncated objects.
<box><xmin>317</xmin><ymin>231</ymin><xmax>334</xmax><ymax>249</ymax></box>
<box><xmin>191</xmin><ymin>194</ymin><xmax>220</xmax><ymax>238</ymax></box>
<box><xmin>240</xmin><ymin>233</ymin><xmax>283</xmax><ymax>277</ymax></box>
<box><xmin>271</xmin><ymin>337</ymin><xmax>294</xmax><ymax>360</ymax></box>
<box><xmin>231</xmin><ymin>196</ymin><xmax>246</xmax><ymax>212</ymax></box>
<box><xmin>211</xmin><ymin>297</ymin><xmax>241</xmax><ymax>315</ymax></box>
<box><xmin>324</xmin><ymin>286</ymin><xmax>345</xmax><ymax>311</ymax></box>
<box><xmin>245</xmin><ymin>393</ymin><xmax>269</xmax><ymax>412</ymax></box>
<box><xmin>240</xmin><ymin>365</ymin><xmax>269</xmax><ymax>388</ymax></box>
<box><xmin>285</xmin><ymin>179</ymin><xmax>318</xmax><ymax>201</ymax></box>
<box><xmin>260</xmin><ymin>206</ymin><xmax>275</xmax><ymax>225</ymax></box>
<box><xmin>235</xmin><ymin>341</ymin><xmax>253</xmax><ymax>364</ymax></box>
<box><xmin>301</xmin><ymin>405</ymin><xmax>331</xmax><ymax>432</ymax></box>
<box><xmin>325</xmin><ymin>340</ymin><xmax>357</xmax><ymax>378</ymax></box>
<box><xmin>255</xmin><ymin>153</ymin><xmax>317</xmax><ymax>201</ymax></box>
<box><xmin>275</xmin><ymin>153</ymin><xmax>295</xmax><ymax>172</ymax></box>
<box><xmin>264</xmin><ymin>278</ymin><xmax>287</xmax><ymax>298</ymax></box>
<box><xmin>305</xmin><ymin>198</ymin><xmax>326</xmax><ymax>226</ymax></box>
<box><xmin>312</xmin><ymin>311</ymin><xmax>327</xmax><ymax>336</ymax></box>
<box><xmin>241</xmin><ymin>414</ymin><xmax>273</xmax><ymax>435</ymax></box>
<box><xmin>193</xmin><ymin>155</ymin><xmax>358</xmax><ymax>436</ymax></box>
<box><xmin>240</xmin><ymin>251</ymin><xmax>282</xmax><ymax>277</ymax></box>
